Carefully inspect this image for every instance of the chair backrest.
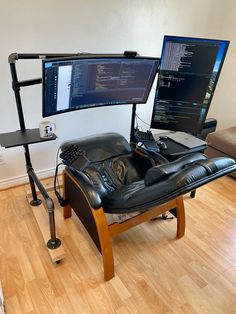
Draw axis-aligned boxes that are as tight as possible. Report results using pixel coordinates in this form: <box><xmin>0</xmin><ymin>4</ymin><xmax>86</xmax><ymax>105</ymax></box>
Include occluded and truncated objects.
<box><xmin>61</xmin><ymin>132</ymin><xmax>132</xmax><ymax>162</ymax></box>
<box><xmin>62</xmin><ymin>133</ymin><xmax>155</xmax><ymax>196</ymax></box>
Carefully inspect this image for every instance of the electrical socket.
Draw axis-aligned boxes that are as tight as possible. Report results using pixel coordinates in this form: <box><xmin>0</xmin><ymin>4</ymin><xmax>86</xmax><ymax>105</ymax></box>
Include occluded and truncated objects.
<box><xmin>0</xmin><ymin>154</ymin><xmax>5</xmax><ymax>165</ymax></box>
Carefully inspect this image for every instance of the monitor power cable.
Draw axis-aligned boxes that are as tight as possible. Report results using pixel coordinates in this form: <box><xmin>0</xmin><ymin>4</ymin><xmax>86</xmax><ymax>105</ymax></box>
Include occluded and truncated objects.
<box><xmin>135</xmin><ymin>113</ymin><xmax>151</xmax><ymax>131</ymax></box>
<box><xmin>54</xmin><ymin>145</ymin><xmax>68</xmax><ymax>207</ymax></box>
<box><xmin>54</xmin><ymin>162</ymin><xmax>68</xmax><ymax>207</ymax></box>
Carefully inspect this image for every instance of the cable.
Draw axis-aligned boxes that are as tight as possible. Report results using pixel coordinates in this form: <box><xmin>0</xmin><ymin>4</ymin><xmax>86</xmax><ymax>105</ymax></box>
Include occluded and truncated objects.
<box><xmin>55</xmin><ymin>145</ymin><xmax>61</xmax><ymax>195</ymax></box>
<box><xmin>54</xmin><ymin>143</ymin><xmax>68</xmax><ymax>206</ymax></box>
<box><xmin>135</xmin><ymin>113</ymin><xmax>150</xmax><ymax>128</ymax></box>
<box><xmin>54</xmin><ymin>140</ymin><xmax>69</xmax><ymax>197</ymax></box>
<box><xmin>135</xmin><ymin>114</ymin><xmax>139</xmax><ymax>130</ymax></box>
<box><xmin>54</xmin><ymin>162</ymin><xmax>68</xmax><ymax>206</ymax></box>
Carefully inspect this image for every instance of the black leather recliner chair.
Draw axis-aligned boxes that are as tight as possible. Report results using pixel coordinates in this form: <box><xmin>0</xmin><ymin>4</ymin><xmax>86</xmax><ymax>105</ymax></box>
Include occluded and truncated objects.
<box><xmin>61</xmin><ymin>132</ymin><xmax>236</xmax><ymax>280</ymax></box>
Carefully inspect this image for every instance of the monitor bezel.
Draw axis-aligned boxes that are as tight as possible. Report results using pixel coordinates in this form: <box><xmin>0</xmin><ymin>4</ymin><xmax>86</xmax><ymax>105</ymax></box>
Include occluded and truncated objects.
<box><xmin>42</xmin><ymin>54</ymin><xmax>160</xmax><ymax>118</ymax></box>
<box><xmin>150</xmin><ymin>35</ymin><xmax>230</xmax><ymax>135</ymax></box>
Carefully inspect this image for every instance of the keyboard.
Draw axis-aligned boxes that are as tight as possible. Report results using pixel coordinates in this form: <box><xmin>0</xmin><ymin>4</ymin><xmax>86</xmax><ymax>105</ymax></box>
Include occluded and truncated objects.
<box><xmin>134</xmin><ymin>130</ymin><xmax>155</xmax><ymax>142</ymax></box>
<box><xmin>134</xmin><ymin>129</ymin><xmax>160</xmax><ymax>152</ymax></box>
<box><xmin>60</xmin><ymin>144</ymin><xmax>90</xmax><ymax>171</ymax></box>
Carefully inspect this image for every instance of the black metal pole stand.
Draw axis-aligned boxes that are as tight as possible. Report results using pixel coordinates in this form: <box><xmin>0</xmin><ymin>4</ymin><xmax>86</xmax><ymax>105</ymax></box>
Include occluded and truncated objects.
<box><xmin>8</xmin><ymin>53</ymin><xmax>74</xmax><ymax>249</ymax></box>
<box><xmin>9</xmin><ymin>60</ymin><xmax>42</xmax><ymax>207</ymax></box>
<box><xmin>130</xmin><ymin>103</ymin><xmax>137</xmax><ymax>143</ymax></box>
<box><xmin>27</xmin><ymin>167</ymin><xmax>61</xmax><ymax>249</ymax></box>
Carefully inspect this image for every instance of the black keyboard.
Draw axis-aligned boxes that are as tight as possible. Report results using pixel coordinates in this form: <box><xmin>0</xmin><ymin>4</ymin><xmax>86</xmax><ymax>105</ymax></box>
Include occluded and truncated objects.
<box><xmin>60</xmin><ymin>144</ymin><xmax>89</xmax><ymax>171</ymax></box>
<box><xmin>135</xmin><ymin>130</ymin><xmax>155</xmax><ymax>142</ymax></box>
<box><xmin>134</xmin><ymin>129</ymin><xmax>160</xmax><ymax>152</ymax></box>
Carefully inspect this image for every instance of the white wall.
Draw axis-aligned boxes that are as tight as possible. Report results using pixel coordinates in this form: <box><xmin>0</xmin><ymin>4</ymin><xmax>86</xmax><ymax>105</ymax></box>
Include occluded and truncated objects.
<box><xmin>206</xmin><ymin>1</ymin><xmax>236</xmax><ymax>129</ymax></box>
<box><xmin>0</xmin><ymin>0</ymin><xmax>235</xmax><ymax>187</ymax></box>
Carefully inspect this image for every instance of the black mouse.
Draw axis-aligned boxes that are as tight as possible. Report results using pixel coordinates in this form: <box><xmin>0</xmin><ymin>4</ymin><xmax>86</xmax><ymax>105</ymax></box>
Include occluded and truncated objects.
<box><xmin>157</xmin><ymin>140</ymin><xmax>168</xmax><ymax>150</ymax></box>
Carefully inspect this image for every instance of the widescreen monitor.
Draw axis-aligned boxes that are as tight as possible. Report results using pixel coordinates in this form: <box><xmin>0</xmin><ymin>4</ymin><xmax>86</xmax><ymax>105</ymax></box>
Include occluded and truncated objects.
<box><xmin>151</xmin><ymin>36</ymin><xmax>229</xmax><ymax>135</ymax></box>
<box><xmin>42</xmin><ymin>55</ymin><xmax>160</xmax><ymax>117</ymax></box>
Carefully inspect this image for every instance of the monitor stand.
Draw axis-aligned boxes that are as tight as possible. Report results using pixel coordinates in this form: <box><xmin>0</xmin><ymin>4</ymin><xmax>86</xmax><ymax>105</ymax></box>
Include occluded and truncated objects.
<box><xmin>1</xmin><ymin>52</ymin><xmax>76</xmax><ymax>263</ymax></box>
<box><xmin>130</xmin><ymin>103</ymin><xmax>137</xmax><ymax>143</ymax></box>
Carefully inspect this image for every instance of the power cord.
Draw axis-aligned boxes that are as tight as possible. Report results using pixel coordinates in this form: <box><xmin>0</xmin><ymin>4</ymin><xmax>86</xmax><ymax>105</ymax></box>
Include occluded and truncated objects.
<box><xmin>135</xmin><ymin>113</ymin><xmax>150</xmax><ymax>128</ymax></box>
<box><xmin>54</xmin><ymin>144</ymin><xmax>68</xmax><ymax>207</ymax></box>
<box><xmin>54</xmin><ymin>162</ymin><xmax>68</xmax><ymax>206</ymax></box>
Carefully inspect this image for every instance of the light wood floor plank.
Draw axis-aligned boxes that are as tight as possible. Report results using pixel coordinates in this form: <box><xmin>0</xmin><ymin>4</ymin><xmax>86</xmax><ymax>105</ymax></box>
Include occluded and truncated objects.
<box><xmin>0</xmin><ymin>176</ymin><xmax>235</xmax><ymax>313</ymax></box>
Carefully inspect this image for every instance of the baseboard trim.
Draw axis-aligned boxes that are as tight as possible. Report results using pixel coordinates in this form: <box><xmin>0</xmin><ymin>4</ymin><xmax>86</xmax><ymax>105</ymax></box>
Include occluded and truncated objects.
<box><xmin>0</xmin><ymin>167</ymin><xmax>61</xmax><ymax>190</ymax></box>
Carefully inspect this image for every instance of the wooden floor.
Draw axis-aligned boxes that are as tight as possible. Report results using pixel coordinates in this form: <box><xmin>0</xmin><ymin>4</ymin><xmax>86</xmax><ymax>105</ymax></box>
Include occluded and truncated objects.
<box><xmin>0</xmin><ymin>176</ymin><xmax>236</xmax><ymax>313</ymax></box>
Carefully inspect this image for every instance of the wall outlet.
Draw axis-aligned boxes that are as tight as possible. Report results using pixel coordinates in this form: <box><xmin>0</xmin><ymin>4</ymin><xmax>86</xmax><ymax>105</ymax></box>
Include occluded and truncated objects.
<box><xmin>0</xmin><ymin>154</ymin><xmax>5</xmax><ymax>165</ymax></box>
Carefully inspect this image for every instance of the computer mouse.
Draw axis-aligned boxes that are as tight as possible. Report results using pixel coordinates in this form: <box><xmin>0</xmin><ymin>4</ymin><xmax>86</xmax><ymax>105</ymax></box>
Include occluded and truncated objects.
<box><xmin>157</xmin><ymin>140</ymin><xmax>168</xmax><ymax>150</ymax></box>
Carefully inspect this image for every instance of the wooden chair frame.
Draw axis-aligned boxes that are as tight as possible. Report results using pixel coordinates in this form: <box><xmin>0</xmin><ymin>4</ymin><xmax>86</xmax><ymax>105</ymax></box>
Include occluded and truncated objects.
<box><xmin>63</xmin><ymin>169</ymin><xmax>185</xmax><ymax>280</ymax></box>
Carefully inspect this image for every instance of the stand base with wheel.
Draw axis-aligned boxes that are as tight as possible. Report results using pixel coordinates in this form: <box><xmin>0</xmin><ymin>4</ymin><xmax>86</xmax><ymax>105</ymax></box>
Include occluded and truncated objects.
<box><xmin>26</xmin><ymin>192</ymin><xmax>65</xmax><ymax>262</ymax></box>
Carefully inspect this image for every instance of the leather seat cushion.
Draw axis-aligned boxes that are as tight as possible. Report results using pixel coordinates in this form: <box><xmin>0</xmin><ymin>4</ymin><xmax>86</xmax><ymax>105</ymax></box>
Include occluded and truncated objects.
<box><xmin>101</xmin><ymin>157</ymin><xmax>235</xmax><ymax>213</ymax></box>
<box><xmin>83</xmin><ymin>153</ymin><xmax>155</xmax><ymax>196</ymax></box>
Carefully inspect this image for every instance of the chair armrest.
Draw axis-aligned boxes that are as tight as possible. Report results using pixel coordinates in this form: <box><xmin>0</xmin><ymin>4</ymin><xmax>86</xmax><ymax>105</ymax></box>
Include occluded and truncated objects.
<box><xmin>144</xmin><ymin>153</ymin><xmax>207</xmax><ymax>186</ymax></box>
<box><xmin>68</xmin><ymin>169</ymin><xmax>102</xmax><ymax>209</ymax></box>
<box><xmin>134</xmin><ymin>146</ymin><xmax>169</xmax><ymax>165</ymax></box>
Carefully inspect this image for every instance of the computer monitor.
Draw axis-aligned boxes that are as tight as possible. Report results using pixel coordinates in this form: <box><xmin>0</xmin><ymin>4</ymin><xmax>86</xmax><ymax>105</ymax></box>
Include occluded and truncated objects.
<box><xmin>150</xmin><ymin>36</ymin><xmax>229</xmax><ymax>135</ymax></box>
<box><xmin>42</xmin><ymin>54</ymin><xmax>160</xmax><ymax>117</ymax></box>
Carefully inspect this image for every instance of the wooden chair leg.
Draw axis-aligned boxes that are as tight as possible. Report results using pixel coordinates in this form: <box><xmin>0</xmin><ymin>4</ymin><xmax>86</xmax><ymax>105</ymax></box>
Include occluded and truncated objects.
<box><xmin>63</xmin><ymin>171</ymin><xmax>72</xmax><ymax>219</ymax></box>
<box><xmin>63</xmin><ymin>169</ymin><xmax>114</xmax><ymax>280</ymax></box>
<box><xmin>91</xmin><ymin>208</ymin><xmax>115</xmax><ymax>281</ymax></box>
<box><xmin>175</xmin><ymin>196</ymin><xmax>185</xmax><ymax>238</ymax></box>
